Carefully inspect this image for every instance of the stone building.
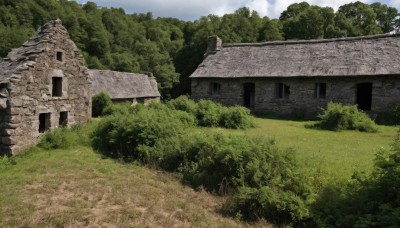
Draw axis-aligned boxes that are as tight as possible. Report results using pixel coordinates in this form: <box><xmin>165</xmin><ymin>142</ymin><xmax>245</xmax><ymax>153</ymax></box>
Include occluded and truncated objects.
<box><xmin>190</xmin><ymin>35</ymin><xmax>400</xmax><ymax>116</ymax></box>
<box><xmin>89</xmin><ymin>70</ymin><xmax>160</xmax><ymax>104</ymax></box>
<box><xmin>0</xmin><ymin>19</ymin><xmax>91</xmax><ymax>155</ymax></box>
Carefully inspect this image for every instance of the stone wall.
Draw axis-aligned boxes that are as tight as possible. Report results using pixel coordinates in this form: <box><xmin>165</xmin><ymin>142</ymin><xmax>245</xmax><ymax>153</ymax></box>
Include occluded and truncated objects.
<box><xmin>0</xmin><ymin>21</ymin><xmax>91</xmax><ymax>155</ymax></box>
<box><xmin>191</xmin><ymin>76</ymin><xmax>400</xmax><ymax>116</ymax></box>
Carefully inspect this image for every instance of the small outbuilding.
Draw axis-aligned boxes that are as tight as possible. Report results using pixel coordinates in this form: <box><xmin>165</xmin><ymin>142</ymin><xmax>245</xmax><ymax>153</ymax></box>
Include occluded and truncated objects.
<box><xmin>0</xmin><ymin>20</ymin><xmax>91</xmax><ymax>155</ymax></box>
<box><xmin>89</xmin><ymin>70</ymin><xmax>160</xmax><ymax>105</ymax></box>
<box><xmin>190</xmin><ymin>35</ymin><xmax>400</xmax><ymax>116</ymax></box>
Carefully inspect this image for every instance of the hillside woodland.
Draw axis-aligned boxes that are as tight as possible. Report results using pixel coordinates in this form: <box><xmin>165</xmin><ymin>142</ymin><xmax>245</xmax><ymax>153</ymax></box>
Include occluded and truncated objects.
<box><xmin>0</xmin><ymin>0</ymin><xmax>399</xmax><ymax>97</ymax></box>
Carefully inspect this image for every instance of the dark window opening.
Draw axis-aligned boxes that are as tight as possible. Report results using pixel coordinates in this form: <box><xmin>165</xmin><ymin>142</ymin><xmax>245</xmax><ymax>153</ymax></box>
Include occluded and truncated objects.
<box><xmin>59</xmin><ymin>111</ymin><xmax>68</xmax><ymax>127</ymax></box>
<box><xmin>276</xmin><ymin>83</ymin><xmax>290</xmax><ymax>99</ymax></box>
<box><xmin>56</xmin><ymin>52</ymin><xmax>63</xmax><ymax>61</ymax></box>
<box><xmin>357</xmin><ymin>82</ymin><xmax>373</xmax><ymax>111</ymax></box>
<box><xmin>243</xmin><ymin>83</ymin><xmax>255</xmax><ymax>108</ymax></box>
<box><xmin>315</xmin><ymin>83</ymin><xmax>327</xmax><ymax>98</ymax></box>
<box><xmin>52</xmin><ymin>77</ymin><xmax>62</xmax><ymax>97</ymax></box>
<box><xmin>39</xmin><ymin>113</ymin><xmax>51</xmax><ymax>133</ymax></box>
<box><xmin>210</xmin><ymin>82</ymin><xmax>221</xmax><ymax>95</ymax></box>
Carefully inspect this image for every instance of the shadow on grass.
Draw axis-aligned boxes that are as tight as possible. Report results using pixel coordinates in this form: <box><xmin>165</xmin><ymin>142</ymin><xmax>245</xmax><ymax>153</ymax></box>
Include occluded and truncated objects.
<box><xmin>252</xmin><ymin>112</ymin><xmax>319</xmax><ymax>122</ymax></box>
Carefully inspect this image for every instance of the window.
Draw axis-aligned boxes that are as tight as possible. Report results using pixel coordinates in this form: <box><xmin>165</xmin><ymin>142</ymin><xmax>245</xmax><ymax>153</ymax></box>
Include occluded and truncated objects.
<box><xmin>59</xmin><ymin>111</ymin><xmax>68</xmax><ymax>127</ymax></box>
<box><xmin>39</xmin><ymin>113</ymin><xmax>51</xmax><ymax>133</ymax></box>
<box><xmin>275</xmin><ymin>83</ymin><xmax>290</xmax><ymax>98</ymax></box>
<box><xmin>210</xmin><ymin>82</ymin><xmax>221</xmax><ymax>95</ymax></box>
<box><xmin>56</xmin><ymin>51</ymin><xmax>63</xmax><ymax>61</ymax></box>
<box><xmin>315</xmin><ymin>83</ymin><xmax>327</xmax><ymax>98</ymax></box>
<box><xmin>52</xmin><ymin>77</ymin><xmax>62</xmax><ymax>97</ymax></box>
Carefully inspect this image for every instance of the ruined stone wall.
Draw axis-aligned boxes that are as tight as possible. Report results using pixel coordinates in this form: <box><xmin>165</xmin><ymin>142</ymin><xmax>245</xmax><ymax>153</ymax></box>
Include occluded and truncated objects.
<box><xmin>3</xmin><ymin>26</ymin><xmax>91</xmax><ymax>154</ymax></box>
<box><xmin>191</xmin><ymin>76</ymin><xmax>400</xmax><ymax>116</ymax></box>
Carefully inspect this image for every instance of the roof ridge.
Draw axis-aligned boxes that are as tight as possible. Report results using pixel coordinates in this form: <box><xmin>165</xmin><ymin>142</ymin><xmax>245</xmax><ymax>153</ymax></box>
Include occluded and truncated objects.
<box><xmin>223</xmin><ymin>33</ymin><xmax>400</xmax><ymax>47</ymax></box>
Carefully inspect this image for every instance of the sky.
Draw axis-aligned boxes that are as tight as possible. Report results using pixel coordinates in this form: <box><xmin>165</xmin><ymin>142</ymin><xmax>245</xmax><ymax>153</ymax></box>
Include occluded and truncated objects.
<box><xmin>76</xmin><ymin>0</ymin><xmax>400</xmax><ymax>21</ymax></box>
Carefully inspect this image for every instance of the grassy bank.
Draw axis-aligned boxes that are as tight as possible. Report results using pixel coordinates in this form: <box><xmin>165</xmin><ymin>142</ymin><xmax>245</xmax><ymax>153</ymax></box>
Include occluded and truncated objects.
<box><xmin>0</xmin><ymin>146</ymin><xmax>261</xmax><ymax>227</ymax></box>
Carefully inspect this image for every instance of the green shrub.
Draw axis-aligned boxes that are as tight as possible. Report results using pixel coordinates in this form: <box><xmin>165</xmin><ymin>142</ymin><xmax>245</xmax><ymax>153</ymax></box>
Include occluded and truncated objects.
<box><xmin>166</xmin><ymin>95</ymin><xmax>198</xmax><ymax>115</ymax></box>
<box><xmin>37</xmin><ymin>123</ymin><xmax>96</xmax><ymax>150</ymax></box>
<box><xmin>38</xmin><ymin>127</ymin><xmax>77</xmax><ymax>149</ymax></box>
<box><xmin>91</xmin><ymin>106</ymin><xmax>196</xmax><ymax>160</ymax></box>
<box><xmin>102</xmin><ymin>102</ymin><xmax>133</xmax><ymax>116</ymax></box>
<box><xmin>312</xmin><ymin>138</ymin><xmax>400</xmax><ymax>227</ymax></box>
<box><xmin>220</xmin><ymin>106</ymin><xmax>255</xmax><ymax>129</ymax></box>
<box><xmin>92</xmin><ymin>92</ymin><xmax>112</xmax><ymax>117</ymax></box>
<box><xmin>318</xmin><ymin>102</ymin><xmax>378</xmax><ymax>132</ymax></box>
<box><xmin>196</xmin><ymin>99</ymin><xmax>224</xmax><ymax>127</ymax></box>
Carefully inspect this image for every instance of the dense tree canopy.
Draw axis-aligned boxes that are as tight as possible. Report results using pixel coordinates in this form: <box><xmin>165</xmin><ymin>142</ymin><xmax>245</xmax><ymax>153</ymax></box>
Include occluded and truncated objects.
<box><xmin>0</xmin><ymin>0</ymin><xmax>398</xmax><ymax>97</ymax></box>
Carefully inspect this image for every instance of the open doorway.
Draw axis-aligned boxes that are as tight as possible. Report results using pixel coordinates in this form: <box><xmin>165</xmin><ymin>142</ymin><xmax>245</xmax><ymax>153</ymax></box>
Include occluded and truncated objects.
<box><xmin>356</xmin><ymin>83</ymin><xmax>372</xmax><ymax>111</ymax></box>
<box><xmin>39</xmin><ymin>113</ymin><xmax>51</xmax><ymax>133</ymax></box>
<box><xmin>243</xmin><ymin>83</ymin><xmax>255</xmax><ymax>108</ymax></box>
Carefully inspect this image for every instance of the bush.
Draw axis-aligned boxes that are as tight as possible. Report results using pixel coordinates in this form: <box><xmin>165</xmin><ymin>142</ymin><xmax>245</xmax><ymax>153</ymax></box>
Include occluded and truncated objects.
<box><xmin>318</xmin><ymin>102</ymin><xmax>378</xmax><ymax>132</ymax></box>
<box><xmin>38</xmin><ymin>127</ymin><xmax>77</xmax><ymax>149</ymax></box>
<box><xmin>312</xmin><ymin>137</ymin><xmax>400</xmax><ymax>227</ymax></box>
<box><xmin>92</xmin><ymin>92</ymin><xmax>112</xmax><ymax>117</ymax></box>
<box><xmin>166</xmin><ymin>95</ymin><xmax>198</xmax><ymax>115</ymax></box>
<box><xmin>37</xmin><ymin>122</ymin><xmax>96</xmax><ymax>150</ymax></box>
<box><xmin>196</xmin><ymin>99</ymin><xmax>224</xmax><ymax>127</ymax></box>
<box><xmin>91</xmin><ymin>105</ymin><xmax>196</xmax><ymax>160</ymax></box>
<box><xmin>102</xmin><ymin>102</ymin><xmax>134</xmax><ymax>116</ymax></box>
<box><xmin>220</xmin><ymin>106</ymin><xmax>255</xmax><ymax>129</ymax></box>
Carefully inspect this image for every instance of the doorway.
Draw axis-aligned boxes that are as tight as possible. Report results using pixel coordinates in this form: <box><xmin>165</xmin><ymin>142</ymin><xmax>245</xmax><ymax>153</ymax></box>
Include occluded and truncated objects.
<box><xmin>356</xmin><ymin>83</ymin><xmax>372</xmax><ymax>111</ymax></box>
<box><xmin>243</xmin><ymin>83</ymin><xmax>255</xmax><ymax>108</ymax></box>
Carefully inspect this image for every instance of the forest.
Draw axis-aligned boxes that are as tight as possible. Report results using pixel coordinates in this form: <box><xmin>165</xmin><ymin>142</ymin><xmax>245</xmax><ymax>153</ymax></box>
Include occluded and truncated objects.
<box><xmin>0</xmin><ymin>0</ymin><xmax>399</xmax><ymax>97</ymax></box>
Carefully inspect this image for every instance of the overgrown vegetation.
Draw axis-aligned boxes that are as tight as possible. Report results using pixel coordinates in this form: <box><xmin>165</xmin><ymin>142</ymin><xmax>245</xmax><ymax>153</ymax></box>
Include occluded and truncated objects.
<box><xmin>2</xmin><ymin>110</ymin><xmax>398</xmax><ymax>226</ymax></box>
<box><xmin>166</xmin><ymin>96</ymin><xmax>255</xmax><ymax>129</ymax></box>
<box><xmin>91</xmin><ymin>92</ymin><xmax>112</xmax><ymax>117</ymax></box>
<box><xmin>38</xmin><ymin>122</ymin><xmax>96</xmax><ymax>150</ymax></box>
<box><xmin>90</xmin><ymin>98</ymin><xmax>312</xmax><ymax>226</ymax></box>
<box><xmin>312</xmin><ymin>136</ymin><xmax>400</xmax><ymax>227</ymax></box>
<box><xmin>316</xmin><ymin>102</ymin><xmax>378</xmax><ymax>132</ymax></box>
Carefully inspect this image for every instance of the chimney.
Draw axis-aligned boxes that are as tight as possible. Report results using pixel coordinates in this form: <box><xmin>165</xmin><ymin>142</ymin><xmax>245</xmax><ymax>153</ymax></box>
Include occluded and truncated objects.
<box><xmin>205</xmin><ymin>35</ymin><xmax>222</xmax><ymax>57</ymax></box>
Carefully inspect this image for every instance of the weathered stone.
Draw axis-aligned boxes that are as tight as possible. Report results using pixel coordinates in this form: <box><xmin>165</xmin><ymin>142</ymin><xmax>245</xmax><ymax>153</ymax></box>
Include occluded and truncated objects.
<box><xmin>0</xmin><ymin>19</ymin><xmax>92</xmax><ymax>155</ymax></box>
<box><xmin>0</xmin><ymin>98</ymin><xmax>7</xmax><ymax>109</ymax></box>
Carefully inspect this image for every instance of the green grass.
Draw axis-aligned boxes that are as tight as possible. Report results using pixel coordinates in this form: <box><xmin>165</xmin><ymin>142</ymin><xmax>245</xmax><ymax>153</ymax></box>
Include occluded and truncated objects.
<box><xmin>1</xmin><ymin>117</ymin><xmax>397</xmax><ymax>226</ymax></box>
<box><xmin>210</xmin><ymin>118</ymin><xmax>398</xmax><ymax>185</ymax></box>
<box><xmin>0</xmin><ymin>146</ymin><xmax>261</xmax><ymax>227</ymax></box>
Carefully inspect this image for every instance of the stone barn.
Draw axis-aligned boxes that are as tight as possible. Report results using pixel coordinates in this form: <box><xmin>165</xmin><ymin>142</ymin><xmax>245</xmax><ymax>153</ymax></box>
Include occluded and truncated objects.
<box><xmin>0</xmin><ymin>19</ymin><xmax>91</xmax><ymax>155</ymax></box>
<box><xmin>190</xmin><ymin>35</ymin><xmax>400</xmax><ymax>116</ymax></box>
<box><xmin>89</xmin><ymin>70</ymin><xmax>160</xmax><ymax>105</ymax></box>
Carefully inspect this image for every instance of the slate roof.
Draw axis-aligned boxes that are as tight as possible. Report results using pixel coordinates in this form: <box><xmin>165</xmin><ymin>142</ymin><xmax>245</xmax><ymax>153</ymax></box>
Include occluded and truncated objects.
<box><xmin>0</xmin><ymin>19</ymin><xmax>75</xmax><ymax>85</ymax></box>
<box><xmin>89</xmin><ymin>70</ymin><xmax>160</xmax><ymax>99</ymax></box>
<box><xmin>190</xmin><ymin>34</ymin><xmax>400</xmax><ymax>78</ymax></box>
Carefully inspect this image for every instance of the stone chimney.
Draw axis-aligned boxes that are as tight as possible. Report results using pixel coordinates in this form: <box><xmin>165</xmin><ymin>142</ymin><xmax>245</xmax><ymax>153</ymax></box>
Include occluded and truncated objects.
<box><xmin>205</xmin><ymin>35</ymin><xmax>222</xmax><ymax>57</ymax></box>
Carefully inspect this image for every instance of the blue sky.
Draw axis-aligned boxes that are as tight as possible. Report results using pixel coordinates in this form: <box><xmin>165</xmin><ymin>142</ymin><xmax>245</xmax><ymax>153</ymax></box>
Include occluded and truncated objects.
<box><xmin>75</xmin><ymin>0</ymin><xmax>400</xmax><ymax>21</ymax></box>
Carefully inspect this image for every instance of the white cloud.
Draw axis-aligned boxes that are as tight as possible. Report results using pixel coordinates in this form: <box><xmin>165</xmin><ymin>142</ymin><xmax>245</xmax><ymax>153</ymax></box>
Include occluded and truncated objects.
<box><xmin>76</xmin><ymin>0</ymin><xmax>400</xmax><ymax>20</ymax></box>
<box><xmin>246</xmin><ymin>0</ymin><xmax>270</xmax><ymax>17</ymax></box>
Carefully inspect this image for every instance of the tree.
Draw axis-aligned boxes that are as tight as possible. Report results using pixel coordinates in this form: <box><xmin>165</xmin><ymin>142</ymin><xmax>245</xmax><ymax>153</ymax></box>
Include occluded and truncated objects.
<box><xmin>338</xmin><ymin>1</ymin><xmax>382</xmax><ymax>36</ymax></box>
<box><xmin>370</xmin><ymin>2</ymin><xmax>399</xmax><ymax>33</ymax></box>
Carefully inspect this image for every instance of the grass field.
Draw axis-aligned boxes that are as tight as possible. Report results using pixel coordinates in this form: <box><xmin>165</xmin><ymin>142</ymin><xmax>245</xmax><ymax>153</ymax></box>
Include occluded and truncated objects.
<box><xmin>0</xmin><ymin>147</ymin><xmax>263</xmax><ymax>227</ymax></box>
<box><xmin>211</xmin><ymin>117</ymin><xmax>398</xmax><ymax>185</ymax></box>
<box><xmin>0</xmin><ymin>117</ymin><xmax>397</xmax><ymax>226</ymax></box>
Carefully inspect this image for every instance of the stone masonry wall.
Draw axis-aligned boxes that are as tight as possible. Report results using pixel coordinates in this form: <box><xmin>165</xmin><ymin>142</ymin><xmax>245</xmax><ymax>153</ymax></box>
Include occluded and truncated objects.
<box><xmin>1</xmin><ymin>23</ymin><xmax>91</xmax><ymax>155</ymax></box>
<box><xmin>191</xmin><ymin>76</ymin><xmax>400</xmax><ymax>116</ymax></box>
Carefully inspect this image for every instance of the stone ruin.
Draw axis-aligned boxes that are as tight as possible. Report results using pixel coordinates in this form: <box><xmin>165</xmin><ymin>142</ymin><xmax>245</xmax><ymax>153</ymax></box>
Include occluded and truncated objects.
<box><xmin>0</xmin><ymin>19</ymin><xmax>92</xmax><ymax>155</ymax></box>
